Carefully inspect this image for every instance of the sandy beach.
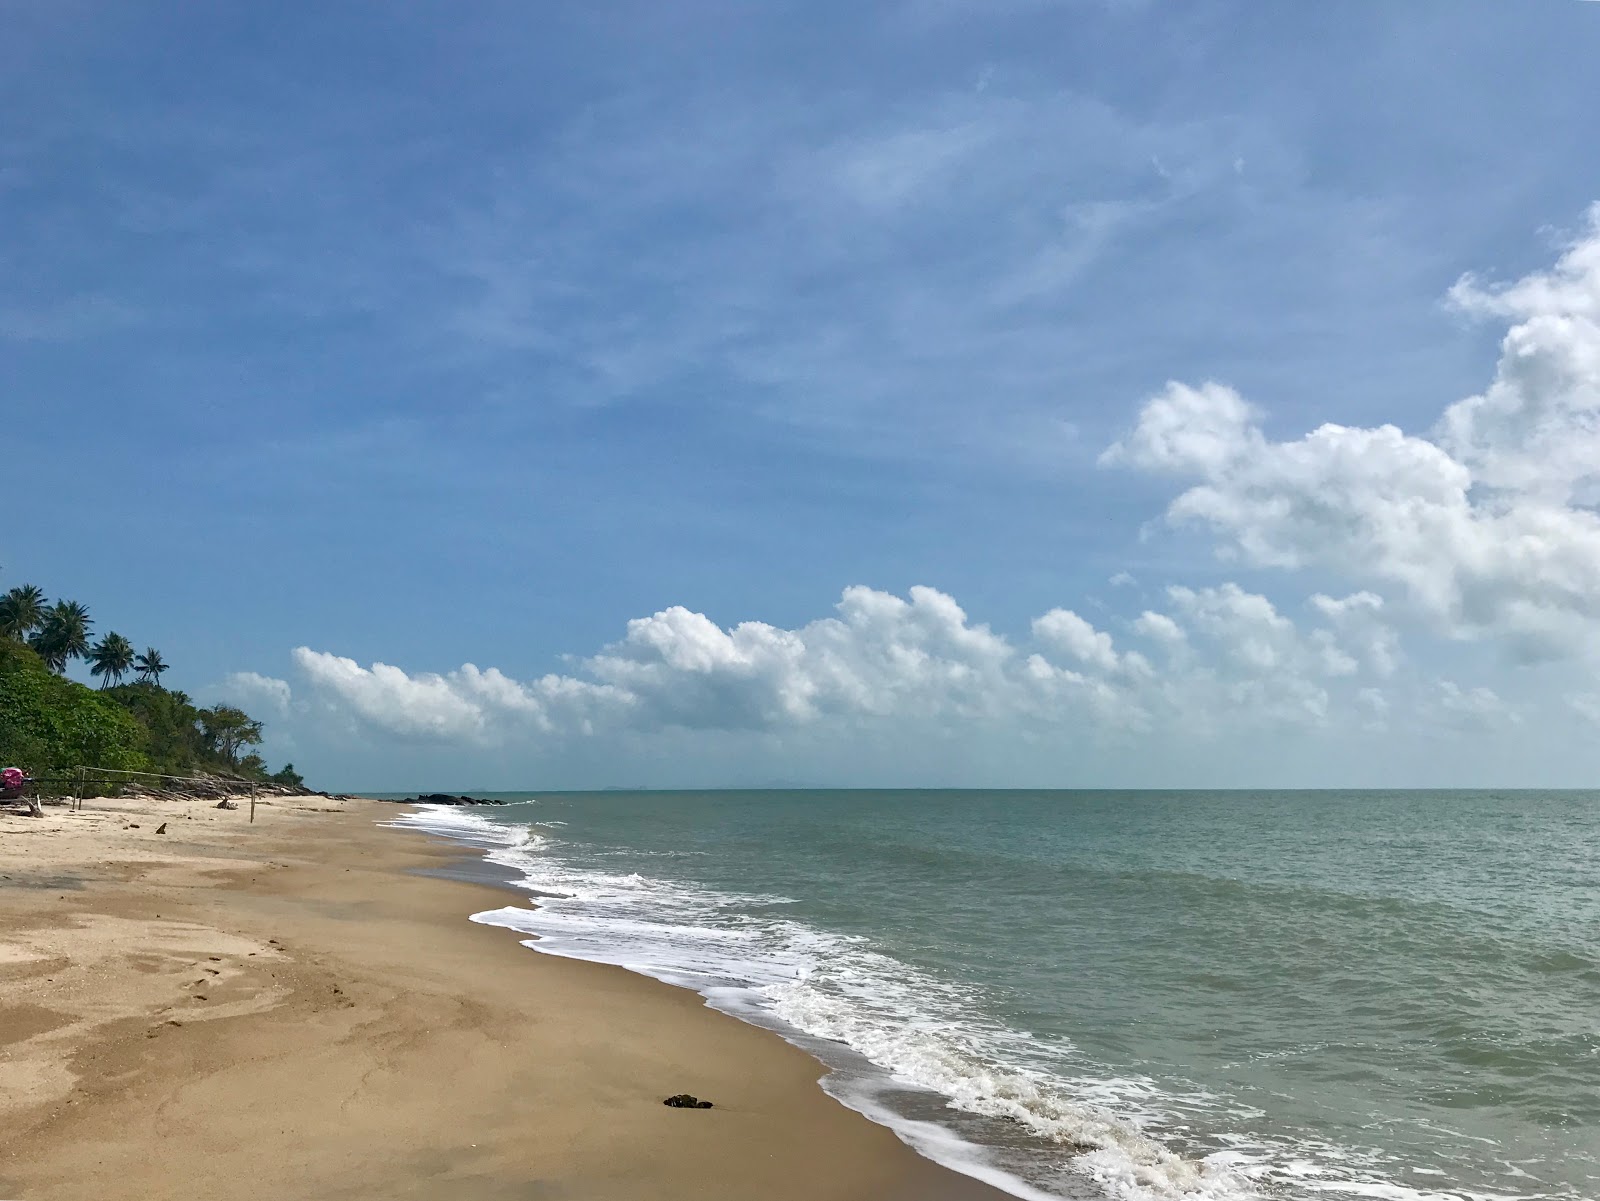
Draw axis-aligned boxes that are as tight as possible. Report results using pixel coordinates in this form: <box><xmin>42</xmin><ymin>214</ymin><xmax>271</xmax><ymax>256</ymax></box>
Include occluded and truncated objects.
<box><xmin>0</xmin><ymin>794</ymin><xmax>1009</xmax><ymax>1201</ymax></box>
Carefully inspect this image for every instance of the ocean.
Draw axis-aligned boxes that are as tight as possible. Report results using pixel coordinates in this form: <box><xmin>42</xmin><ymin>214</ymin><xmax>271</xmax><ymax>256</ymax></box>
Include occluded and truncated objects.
<box><xmin>386</xmin><ymin>790</ymin><xmax>1600</xmax><ymax>1201</ymax></box>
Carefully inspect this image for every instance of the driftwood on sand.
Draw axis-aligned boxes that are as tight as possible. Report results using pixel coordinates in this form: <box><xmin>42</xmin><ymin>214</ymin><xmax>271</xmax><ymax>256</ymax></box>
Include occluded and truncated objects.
<box><xmin>2</xmin><ymin>767</ymin><xmax>354</xmax><ymax>817</ymax></box>
<box><xmin>117</xmin><ymin>775</ymin><xmax>297</xmax><ymax>802</ymax></box>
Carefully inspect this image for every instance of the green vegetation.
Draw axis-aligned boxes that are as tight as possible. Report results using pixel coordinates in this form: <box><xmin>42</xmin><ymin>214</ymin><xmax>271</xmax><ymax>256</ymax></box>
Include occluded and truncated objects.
<box><xmin>0</xmin><ymin>573</ymin><xmax>303</xmax><ymax>790</ymax></box>
<box><xmin>268</xmin><ymin>763</ymin><xmax>305</xmax><ymax>788</ymax></box>
<box><xmin>0</xmin><ymin>641</ymin><xmax>149</xmax><ymax>780</ymax></box>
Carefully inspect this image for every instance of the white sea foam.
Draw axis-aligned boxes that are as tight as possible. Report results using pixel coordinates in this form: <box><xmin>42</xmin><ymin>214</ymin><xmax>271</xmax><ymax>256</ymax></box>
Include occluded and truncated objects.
<box><xmin>383</xmin><ymin>805</ymin><xmax>1528</xmax><ymax>1201</ymax></box>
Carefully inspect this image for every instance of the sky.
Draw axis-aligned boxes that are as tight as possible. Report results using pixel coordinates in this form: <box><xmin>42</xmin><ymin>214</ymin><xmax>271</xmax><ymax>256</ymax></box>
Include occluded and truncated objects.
<box><xmin>6</xmin><ymin>0</ymin><xmax>1600</xmax><ymax>790</ymax></box>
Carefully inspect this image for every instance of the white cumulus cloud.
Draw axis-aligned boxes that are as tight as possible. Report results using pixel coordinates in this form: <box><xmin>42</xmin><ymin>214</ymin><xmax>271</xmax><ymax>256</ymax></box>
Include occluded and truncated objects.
<box><xmin>1101</xmin><ymin>209</ymin><xmax>1600</xmax><ymax>662</ymax></box>
<box><xmin>1441</xmin><ymin>207</ymin><xmax>1600</xmax><ymax>505</ymax></box>
<box><xmin>1033</xmin><ymin>608</ymin><xmax>1124</xmax><ymax>673</ymax></box>
<box><xmin>275</xmin><ymin>582</ymin><xmax>1430</xmax><ymax>751</ymax></box>
<box><xmin>290</xmin><ymin>649</ymin><xmax>625</xmax><ymax>743</ymax></box>
<box><xmin>217</xmin><ymin>670</ymin><xmax>292</xmax><ymax>717</ymax></box>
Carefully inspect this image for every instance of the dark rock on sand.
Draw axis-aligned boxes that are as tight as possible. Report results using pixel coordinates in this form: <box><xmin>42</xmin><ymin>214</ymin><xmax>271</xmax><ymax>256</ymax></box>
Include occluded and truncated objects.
<box><xmin>663</xmin><ymin>1094</ymin><xmax>713</xmax><ymax>1109</ymax></box>
<box><xmin>216</xmin><ymin>800</ymin><xmax>239</xmax><ymax>810</ymax></box>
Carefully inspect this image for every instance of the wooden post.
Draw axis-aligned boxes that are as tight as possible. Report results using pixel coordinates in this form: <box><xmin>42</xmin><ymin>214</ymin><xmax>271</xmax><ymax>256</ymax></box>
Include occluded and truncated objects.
<box><xmin>75</xmin><ymin>766</ymin><xmax>86</xmax><ymax>812</ymax></box>
<box><xmin>250</xmin><ymin>783</ymin><xmax>257</xmax><ymax>824</ymax></box>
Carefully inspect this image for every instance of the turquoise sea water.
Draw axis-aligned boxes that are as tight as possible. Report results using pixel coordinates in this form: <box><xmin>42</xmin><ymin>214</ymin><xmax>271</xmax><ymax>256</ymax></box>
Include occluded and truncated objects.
<box><xmin>389</xmin><ymin>790</ymin><xmax>1600</xmax><ymax>1201</ymax></box>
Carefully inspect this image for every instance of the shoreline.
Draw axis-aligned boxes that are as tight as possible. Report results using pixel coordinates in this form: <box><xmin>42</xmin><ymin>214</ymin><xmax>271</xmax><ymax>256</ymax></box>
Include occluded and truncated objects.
<box><xmin>395</xmin><ymin>817</ymin><xmax>1052</xmax><ymax>1199</ymax></box>
<box><xmin>392</xmin><ymin>802</ymin><xmax>1078</xmax><ymax>1201</ymax></box>
<box><xmin>0</xmin><ymin>793</ymin><xmax>1010</xmax><ymax>1200</ymax></box>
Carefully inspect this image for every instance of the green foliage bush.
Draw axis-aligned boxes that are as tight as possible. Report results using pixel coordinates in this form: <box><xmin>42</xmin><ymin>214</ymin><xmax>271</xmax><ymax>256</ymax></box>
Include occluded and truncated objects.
<box><xmin>269</xmin><ymin>762</ymin><xmax>305</xmax><ymax>788</ymax></box>
<box><xmin>104</xmin><ymin>683</ymin><xmax>216</xmax><ymax>776</ymax></box>
<box><xmin>0</xmin><ymin>642</ymin><xmax>150</xmax><ymax>786</ymax></box>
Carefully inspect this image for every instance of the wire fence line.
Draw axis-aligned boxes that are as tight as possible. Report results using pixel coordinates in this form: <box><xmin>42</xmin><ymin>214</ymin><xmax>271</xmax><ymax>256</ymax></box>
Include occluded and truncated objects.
<box><xmin>71</xmin><ymin>764</ymin><xmax>263</xmax><ymax>786</ymax></box>
<box><xmin>5</xmin><ymin>764</ymin><xmax>265</xmax><ymax>821</ymax></box>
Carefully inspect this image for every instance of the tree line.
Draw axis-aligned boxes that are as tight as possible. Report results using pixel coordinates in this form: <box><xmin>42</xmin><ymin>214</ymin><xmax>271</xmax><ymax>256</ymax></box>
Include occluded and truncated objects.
<box><xmin>0</xmin><ymin>573</ymin><xmax>303</xmax><ymax>790</ymax></box>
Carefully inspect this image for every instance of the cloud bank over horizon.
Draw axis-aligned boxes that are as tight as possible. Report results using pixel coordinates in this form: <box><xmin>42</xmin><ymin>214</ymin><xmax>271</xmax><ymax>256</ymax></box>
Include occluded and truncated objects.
<box><xmin>221</xmin><ymin>212</ymin><xmax>1600</xmax><ymax>787</ymax></box>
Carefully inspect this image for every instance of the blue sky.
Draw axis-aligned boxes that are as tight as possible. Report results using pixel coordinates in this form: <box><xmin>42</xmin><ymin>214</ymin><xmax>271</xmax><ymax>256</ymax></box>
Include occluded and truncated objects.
<box><xmin>7</xmin><ymin>1</ymin><xmax>1600</xmax><ymax>790</ymax></box>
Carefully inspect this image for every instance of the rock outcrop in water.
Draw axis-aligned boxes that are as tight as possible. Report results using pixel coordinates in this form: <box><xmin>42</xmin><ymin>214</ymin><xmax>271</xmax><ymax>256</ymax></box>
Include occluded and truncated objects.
<box><xmin>377</xmin><ymin>794</ymin><xmax>509</xmax><ymax>807</ymax></box>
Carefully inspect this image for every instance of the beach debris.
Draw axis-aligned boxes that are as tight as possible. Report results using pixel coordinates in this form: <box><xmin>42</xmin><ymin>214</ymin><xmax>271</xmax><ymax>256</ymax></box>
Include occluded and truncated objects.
<box><xmin>216</xmin><ymin>799</ymin><xmax>239</xmax><ymax>810</ymax></box>
<box><xmin>155</xmin><ymin>822</ymin><xmax>167</xmax><ymax>834</ymax></box>
<box><xmin>663</xmin><ymin>1094</ymin><xmax>714</xmax><ymax>1109</ymax></box>
<box><xmin>113</xmin><ymin>773</ymin><xmax>330</xmax><ymax>803</ymax></box>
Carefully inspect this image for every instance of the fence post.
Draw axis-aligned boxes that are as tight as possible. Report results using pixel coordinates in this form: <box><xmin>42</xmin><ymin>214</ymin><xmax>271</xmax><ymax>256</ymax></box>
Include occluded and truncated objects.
<box><xmin>75</xmin><ymin>766</ymin><xmax>85</xmax><ymax>812</ymax></box>
<box><xmin>250</xmin><ymin>783</ymin><xmax>257</xmax><ymax>824</ymax></box>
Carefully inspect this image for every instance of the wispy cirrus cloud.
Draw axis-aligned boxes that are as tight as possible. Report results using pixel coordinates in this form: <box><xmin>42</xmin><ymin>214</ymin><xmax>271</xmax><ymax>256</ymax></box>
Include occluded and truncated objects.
<box><xmin>398</xmin><ymin>80</ymin><xmax>1309</xmax><ymax>465</ymax></box>
<box><xmin>0</xmin><ymin>294</ymin><xmax>139</xmax><ymax>342</ymax></box>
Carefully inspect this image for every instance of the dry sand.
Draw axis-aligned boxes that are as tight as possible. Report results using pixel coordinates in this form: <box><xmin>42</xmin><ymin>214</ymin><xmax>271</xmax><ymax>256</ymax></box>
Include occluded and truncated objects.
<box><xmin>0</xmin><ymin>794</ymin><xmax>1011</xmax><ymax>1200</ymax></box>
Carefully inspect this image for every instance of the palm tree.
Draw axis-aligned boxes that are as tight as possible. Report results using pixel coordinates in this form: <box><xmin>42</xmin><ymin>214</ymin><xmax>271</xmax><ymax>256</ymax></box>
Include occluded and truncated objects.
<box><xmin>0</xmin><ymin>584</ymin><xmax>46</xmax><ymax>641</ymax></box>
<box><xmin>134</xmin><ymin>647</ymin><xmax>168</xmax><ymax>686</ymax></box>
<box><xmin>89</xmin><ymin>632</ymin><xmax>137</xmax><ymax>688</ymax></box>
<box><xmin>30</xmin><ymin>600</ymin><xmax>93</xmax><ymax>673</ymax></box>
